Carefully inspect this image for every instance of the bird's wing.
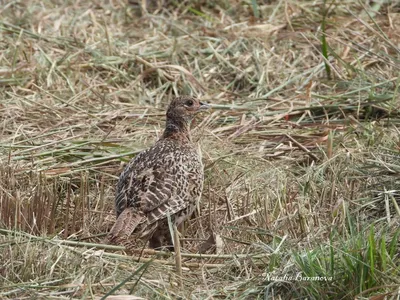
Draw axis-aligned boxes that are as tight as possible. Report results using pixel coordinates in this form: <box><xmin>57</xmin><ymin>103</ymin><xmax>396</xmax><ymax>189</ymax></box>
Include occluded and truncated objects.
<box><xmin>138</xmin><ymin>165</ymin><xmax>189</xmax><ymax>224</ymax></box>
<box><xmin>115</xmin><ymin>155</ymin><xmax>190</xmax><ymax>225</ymax></box>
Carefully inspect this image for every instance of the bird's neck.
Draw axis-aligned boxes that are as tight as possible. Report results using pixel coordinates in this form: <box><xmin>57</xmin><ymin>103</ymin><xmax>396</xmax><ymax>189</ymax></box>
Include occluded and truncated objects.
<box><xmin>162</xmin><ymin>117</ymin><xmax>192</xmax><ymax>142</ymax></box>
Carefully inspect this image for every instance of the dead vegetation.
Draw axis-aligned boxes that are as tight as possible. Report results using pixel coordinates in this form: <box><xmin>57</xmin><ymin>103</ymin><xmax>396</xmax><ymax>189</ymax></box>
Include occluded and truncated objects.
<box><xmin>1</xmin><ymin>0</ymin><xmax>400</xmax><ymax>299</ymax></box>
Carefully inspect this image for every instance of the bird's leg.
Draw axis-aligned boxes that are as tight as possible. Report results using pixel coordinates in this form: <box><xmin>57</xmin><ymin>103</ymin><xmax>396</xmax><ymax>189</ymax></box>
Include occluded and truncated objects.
<box><xmin>163</xmin><ymin>233</ymin><xmax>174</xmax><ymax>252</ymax></box>
<box><xmin>149</xmin><ymin>235</ymin><xmax>162</xmax><ymax>249</ymax></box>
<box><xmin>148</xmin><ymin>227</ymin><xmax>174</xmax><ymax>251</ymax></box>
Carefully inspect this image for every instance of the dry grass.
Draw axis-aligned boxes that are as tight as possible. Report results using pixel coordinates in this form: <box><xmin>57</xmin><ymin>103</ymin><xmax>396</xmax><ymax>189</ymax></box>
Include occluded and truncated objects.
<box><xmin>1</xmin><ymin>0</ymin><xmax>400</xmax><ymax>299</ymax></box>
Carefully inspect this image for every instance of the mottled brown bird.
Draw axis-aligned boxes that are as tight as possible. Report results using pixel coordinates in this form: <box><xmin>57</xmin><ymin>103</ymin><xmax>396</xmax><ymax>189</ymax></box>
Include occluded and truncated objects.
<box><xmin>109</xmin><ymin>96</ymin><xmax>210</xmax><ymax>249</ymax></box>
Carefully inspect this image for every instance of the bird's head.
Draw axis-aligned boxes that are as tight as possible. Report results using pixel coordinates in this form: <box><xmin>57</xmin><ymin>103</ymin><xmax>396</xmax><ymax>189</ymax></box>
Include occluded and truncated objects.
<box><xmin>166</xmin><ymin>96</ymin><xmax>210</xmax><ymax>123</ymax></box>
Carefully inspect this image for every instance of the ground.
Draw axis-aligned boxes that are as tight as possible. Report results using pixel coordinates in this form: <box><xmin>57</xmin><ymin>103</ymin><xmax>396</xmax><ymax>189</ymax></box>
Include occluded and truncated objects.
<box><xmin>0</xmin><ymin>0</ymin><xmax>399</xmax><ymax>299</ymax></box>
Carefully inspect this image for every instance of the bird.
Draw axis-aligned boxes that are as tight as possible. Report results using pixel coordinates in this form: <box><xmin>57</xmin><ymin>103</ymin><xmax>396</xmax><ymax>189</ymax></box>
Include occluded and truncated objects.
<box><xmin>108</xmin><ymin>96</ymin><xmax>210</xmax><ymax>250</ymax></box>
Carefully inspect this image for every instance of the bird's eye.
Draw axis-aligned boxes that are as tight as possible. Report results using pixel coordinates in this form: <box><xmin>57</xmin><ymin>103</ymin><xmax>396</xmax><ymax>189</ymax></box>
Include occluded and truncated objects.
<box><xmin>185</xmin><ymin>99</ymin><xmax>194</xmax><ymax>106</ymax></box>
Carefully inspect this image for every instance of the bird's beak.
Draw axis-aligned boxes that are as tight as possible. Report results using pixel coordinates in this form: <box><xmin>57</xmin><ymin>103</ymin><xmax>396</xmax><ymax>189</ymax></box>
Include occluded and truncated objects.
<box><xmin>199</xmin><ymin>101</ymin><xmax>211</xmax><ymax>111</ymax></box>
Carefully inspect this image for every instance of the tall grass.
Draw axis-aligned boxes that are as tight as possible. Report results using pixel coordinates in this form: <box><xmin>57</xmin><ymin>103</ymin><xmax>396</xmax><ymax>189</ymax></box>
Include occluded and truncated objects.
<box><xmin>0</xmin><ymin>0</ymin><xmax>399</xmax><ymax>299</ymax></box>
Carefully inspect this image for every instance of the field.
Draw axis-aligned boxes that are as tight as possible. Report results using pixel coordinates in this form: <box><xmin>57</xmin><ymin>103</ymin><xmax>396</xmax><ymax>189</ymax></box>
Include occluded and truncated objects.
<box><xmin>1</xmin><ymin>0</ymin><xmax>400</xmax><ymax>299</ymax></box>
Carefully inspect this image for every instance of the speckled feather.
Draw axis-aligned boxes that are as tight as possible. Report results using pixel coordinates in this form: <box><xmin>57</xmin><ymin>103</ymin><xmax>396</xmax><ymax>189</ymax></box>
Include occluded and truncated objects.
<box><xmin>109</xmin><ymin>96</ymin><xmax>208</xmax><ymax>249</ymax></box>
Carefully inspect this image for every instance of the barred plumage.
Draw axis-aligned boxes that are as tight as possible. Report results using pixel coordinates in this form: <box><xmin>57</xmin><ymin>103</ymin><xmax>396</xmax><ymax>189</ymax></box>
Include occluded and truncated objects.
<box><xmin>108</xmin><ymin>96</ymin><xmax>210</xmax><ymax>249</ymax></box>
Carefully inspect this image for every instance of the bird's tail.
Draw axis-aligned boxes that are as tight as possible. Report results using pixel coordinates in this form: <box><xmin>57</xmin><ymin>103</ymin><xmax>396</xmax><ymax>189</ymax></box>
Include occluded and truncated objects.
<box><xmin>108</xmin><ymin>207</ymin><xmax>144</xmax><ymax>249</ymax></box>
